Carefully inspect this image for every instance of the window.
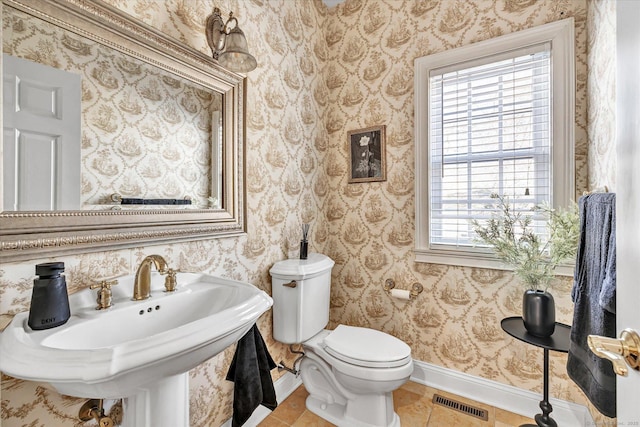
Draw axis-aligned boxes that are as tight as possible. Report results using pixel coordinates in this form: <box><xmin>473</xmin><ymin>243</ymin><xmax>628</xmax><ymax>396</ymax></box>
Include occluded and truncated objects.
<box><xmin>414</xmin><ymin>19</ymin><xmax>575</xmax><ymax>268</ymax></box>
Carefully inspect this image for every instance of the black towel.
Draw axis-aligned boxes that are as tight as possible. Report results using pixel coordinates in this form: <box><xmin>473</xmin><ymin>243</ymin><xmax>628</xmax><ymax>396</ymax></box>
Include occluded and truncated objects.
<box><xmin>566</xmin><ymin>193</ymin><xmax>616</xmax><ymax>418</ymax></box>
<box><xmin>226</xmin><ymin>324</ymin><xmax>277</xmax><ymax>426</ymax></box>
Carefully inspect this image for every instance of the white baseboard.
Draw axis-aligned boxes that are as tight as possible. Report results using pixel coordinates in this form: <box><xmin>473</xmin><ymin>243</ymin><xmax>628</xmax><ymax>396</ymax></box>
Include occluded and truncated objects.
<box><xmin>221</xmin><ymin>360</ymin><xmax>594</xmax><ymax>427</ymax></box>
<box><xmin>220</xmin><ymin>371</ymin><xmax>302</xmax><ymax>427</ymax></box>
<box><xmin>411</xmin><ymin>360</ymin><xmax>594</xmax><ymax>426</ymax></box>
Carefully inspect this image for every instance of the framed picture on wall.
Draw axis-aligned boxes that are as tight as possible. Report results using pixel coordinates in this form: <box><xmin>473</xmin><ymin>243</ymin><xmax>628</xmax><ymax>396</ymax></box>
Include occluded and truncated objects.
<box><xmin>347</xmin><ymin>125</ymin><xmax>386</xmax><ymax>183</ymax></box>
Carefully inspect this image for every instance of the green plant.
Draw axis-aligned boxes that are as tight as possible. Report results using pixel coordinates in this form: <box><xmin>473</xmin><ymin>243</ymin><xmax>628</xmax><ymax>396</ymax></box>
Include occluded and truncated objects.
<box><xmin>471</xmin><ymin>194</ymin><xmax>580</xmax><ymax>291</ymax></box>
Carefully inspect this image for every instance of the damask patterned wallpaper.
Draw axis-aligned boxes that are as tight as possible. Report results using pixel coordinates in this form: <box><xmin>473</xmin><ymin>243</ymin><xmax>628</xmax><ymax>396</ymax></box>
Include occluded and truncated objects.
<box><xmin>0</xmin><ymin>0</ymin><xmax>614</xmax><ymax>426</ymax></box>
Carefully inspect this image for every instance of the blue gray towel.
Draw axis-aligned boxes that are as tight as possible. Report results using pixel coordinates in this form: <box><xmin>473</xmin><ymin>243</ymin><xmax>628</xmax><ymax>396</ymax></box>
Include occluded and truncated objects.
<box><xmin>226</xmin><ymin>324</ymin><xmax>277</xmax><ymax>426</ymax></box>
<box><xmin>567</xmin><ymin>193</ymin><xmax>616</xmax><ymax>418</ymax></box>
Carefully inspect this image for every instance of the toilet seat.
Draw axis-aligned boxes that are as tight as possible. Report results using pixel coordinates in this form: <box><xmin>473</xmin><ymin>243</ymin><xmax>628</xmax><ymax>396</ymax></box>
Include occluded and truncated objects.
<box><xmin>322</xmin><ymin>325</ymin><xmax>411</xmax><ymax>368</ymax></box>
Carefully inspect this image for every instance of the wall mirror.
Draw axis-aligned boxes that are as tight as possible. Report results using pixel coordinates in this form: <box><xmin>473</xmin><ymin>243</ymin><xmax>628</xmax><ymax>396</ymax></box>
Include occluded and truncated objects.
<box><xmin>1</xmin><ymin>0</ymin><xmax>246</xmax><ymax>262</ymax></box>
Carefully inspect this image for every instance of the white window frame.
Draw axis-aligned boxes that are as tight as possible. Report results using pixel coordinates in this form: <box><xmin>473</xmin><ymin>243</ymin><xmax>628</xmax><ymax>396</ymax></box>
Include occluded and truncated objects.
<box><xmin>414</xmin><ymin>19</ymin><xmax>575</xmax><ymax>270</ymax></box>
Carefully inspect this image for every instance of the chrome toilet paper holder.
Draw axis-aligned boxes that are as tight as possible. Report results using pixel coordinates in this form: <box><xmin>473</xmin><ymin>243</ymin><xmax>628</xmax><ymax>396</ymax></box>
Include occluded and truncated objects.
<box><xmin>383</xmin><ymin>279</ymin><xmax>423</xmax><ymax>300</ymax></box>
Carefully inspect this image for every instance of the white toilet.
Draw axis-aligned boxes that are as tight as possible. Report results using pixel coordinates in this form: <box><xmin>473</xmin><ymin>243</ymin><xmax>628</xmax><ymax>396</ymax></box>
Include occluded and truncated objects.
<box><xmin>270</xmin><ymin>253</ymin><xmax>413</xmax><ymax>427</ymax></box>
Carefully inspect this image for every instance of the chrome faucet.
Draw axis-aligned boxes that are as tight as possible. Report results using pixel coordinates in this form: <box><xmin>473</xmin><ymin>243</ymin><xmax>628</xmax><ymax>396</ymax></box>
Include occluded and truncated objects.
<box><xmin>133</xmin><ymin>255</ymin><xmax>168</xmax><ymax>300</ymax></box>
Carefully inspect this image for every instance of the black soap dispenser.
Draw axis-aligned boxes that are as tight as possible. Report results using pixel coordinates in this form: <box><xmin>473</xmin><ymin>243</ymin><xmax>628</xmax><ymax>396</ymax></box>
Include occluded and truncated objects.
<box><xmin>28</xmin><ymin>262</ymin><xmax>71</xmax><ymax>330</ymax></box>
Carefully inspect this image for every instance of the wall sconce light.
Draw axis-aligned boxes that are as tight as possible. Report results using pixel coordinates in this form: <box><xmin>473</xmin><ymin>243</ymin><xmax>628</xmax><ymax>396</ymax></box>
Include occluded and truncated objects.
<box><xmin>205</xmin><ymin>7</ymin><xmax>257</xmax><ymax>73</ymax></box>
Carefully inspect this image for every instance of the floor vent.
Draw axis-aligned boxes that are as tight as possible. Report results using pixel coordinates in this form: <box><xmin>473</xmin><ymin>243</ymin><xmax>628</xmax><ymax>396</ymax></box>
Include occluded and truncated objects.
<box><xmin>432</xmin><ymin>394</ymin><xmax>489</xmax><ymax>421</ymax></box>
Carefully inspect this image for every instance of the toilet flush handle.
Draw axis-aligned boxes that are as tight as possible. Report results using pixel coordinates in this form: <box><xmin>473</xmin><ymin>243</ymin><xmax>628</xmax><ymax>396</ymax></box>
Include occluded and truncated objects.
<box><xmin>283</xmin><ymin>280</ymin><xmax>297</xmax><ymax>288</ymax></box>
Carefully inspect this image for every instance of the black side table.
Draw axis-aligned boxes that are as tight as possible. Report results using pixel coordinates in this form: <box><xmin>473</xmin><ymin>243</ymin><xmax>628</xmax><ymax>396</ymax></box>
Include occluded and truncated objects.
<box><xmin>501</xmin><ymin>317</ymin><xmax>571</xmax><ymax>427</ymax></box>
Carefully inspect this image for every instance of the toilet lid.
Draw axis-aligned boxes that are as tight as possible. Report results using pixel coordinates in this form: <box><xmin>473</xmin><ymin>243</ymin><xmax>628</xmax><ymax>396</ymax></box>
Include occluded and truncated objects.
<box><xmin>323</xmin><ymin>325</ymin><xmax>411</xmax><ymax>368</ymax></box>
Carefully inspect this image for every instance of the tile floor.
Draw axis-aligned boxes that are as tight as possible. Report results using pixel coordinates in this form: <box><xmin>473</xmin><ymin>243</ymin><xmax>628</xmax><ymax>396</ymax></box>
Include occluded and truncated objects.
<box><xmin>258</xmin><ymin>381</ymin><xmax>536</xmax><ymax>427</ymax></box>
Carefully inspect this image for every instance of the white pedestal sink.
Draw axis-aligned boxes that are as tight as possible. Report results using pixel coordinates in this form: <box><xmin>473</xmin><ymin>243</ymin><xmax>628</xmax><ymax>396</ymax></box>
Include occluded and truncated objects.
<box><xmin>124</xmin><ymin>374</ymin><xmax>190</xmax><ymax>426</ymax></box>
<box><xmin>0</xmin><ymin>272</ymin><xmax>273</xmax><ymax>427</ymax></box>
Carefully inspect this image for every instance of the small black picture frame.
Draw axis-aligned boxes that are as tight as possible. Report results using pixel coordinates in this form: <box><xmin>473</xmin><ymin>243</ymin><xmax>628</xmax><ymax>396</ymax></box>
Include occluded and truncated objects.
<box><xmin>347</xmin><ymin>125</ymin><xmax>386</xmax><ymax>183</ymax></box>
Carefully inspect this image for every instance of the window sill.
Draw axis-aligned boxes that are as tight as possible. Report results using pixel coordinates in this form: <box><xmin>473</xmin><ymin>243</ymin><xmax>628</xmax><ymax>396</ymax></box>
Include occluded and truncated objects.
<box><xmin>413</xmin><ymin>248</ymin><xmax>575</xmax><ymax>277</ymax></box>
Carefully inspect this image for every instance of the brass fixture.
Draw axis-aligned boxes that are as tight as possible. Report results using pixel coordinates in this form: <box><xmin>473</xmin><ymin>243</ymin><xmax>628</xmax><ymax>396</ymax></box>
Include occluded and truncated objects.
<box><xmin>79</xmin><ymin>398</ymin><xmax>114</xmax><ymax>427</ymax></box>
<box><xmin>164</xmin><ymin>268</ymin><xmax>178</xmax><ymax>292</ymax></box>
<box><xmin>205</xmin><ymin>7</ymin><xmax>257</xmax><ymax>73</ymax></box>
<box><xmin>588</xmin><ymin>329</ymin><xmax>640</xmax><ymax>376</ymax></box>
<box><xmin>282</xmin><ymin>280</ymin><xmax>297</xmax><ymax>288</ymax></box>
<box><xmin>383</xmin><ymin>278</ymin><xmax>424</xmax><ymax>300</ymax></box>
<box><xmin>410</xmin><ymin>282</ymin><xmax>425</xmax><ymax>299</ymax></box>
<box><xmin>582</xmin><ymin>185</ymin><xmax>609</xmax><ymax>196</ymax></box>
<box><xmin>383</xmin><ymin>278</ymin><xmax>395</xmax><ymax>292</ymax></box>
<box><xmin>133</xmin><ymin>255</ymin><xmax>169</xmax><ymax>300</ymax></box>
<box><xmin>90</xmin><ymin>279</ymin><xmax>119</xmax><ymax>310</ymax></box>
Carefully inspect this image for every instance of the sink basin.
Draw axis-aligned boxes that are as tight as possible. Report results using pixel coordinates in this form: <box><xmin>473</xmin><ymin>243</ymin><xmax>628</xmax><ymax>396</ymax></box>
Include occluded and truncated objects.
<box><xmin>0</xmin><ymin>272</ymin><xmax>273</xmax><ymax>426</ymax></box>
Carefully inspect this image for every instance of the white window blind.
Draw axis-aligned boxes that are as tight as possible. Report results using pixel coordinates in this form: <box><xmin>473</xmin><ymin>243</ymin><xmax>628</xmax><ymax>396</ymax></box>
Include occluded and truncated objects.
<box><xmin>414</xmin><ymin>19</ymin><xmax>575</xmax><ymax>268</ymax></box>
<box><xmin>428</xmin><ymin>44</ymin><xmax>551</xmax><ymax>249</ymax></box>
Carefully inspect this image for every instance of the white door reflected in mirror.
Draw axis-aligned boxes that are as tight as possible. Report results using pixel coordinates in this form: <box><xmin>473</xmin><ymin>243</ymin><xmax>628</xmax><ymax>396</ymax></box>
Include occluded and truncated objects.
<box><xmin>3</xmin><ymin>3</ymin><xmax>226</xmax><ymax>212</ymax></box>
<box><xmin>3</xmin><ymin>54</ymin><xmax>81</xmax><ymax>211</ymax></box>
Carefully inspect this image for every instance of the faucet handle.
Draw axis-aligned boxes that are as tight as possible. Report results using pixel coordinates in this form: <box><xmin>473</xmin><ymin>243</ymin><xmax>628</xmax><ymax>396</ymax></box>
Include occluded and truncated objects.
<box><xmin>90</xmin><ymin>279</ymin><xmax>119</xmax><ymax>310</ymax></box>
<box><xmin>164</xmin><ymin>268</ymin><xmax>178</xmax><ymax>292</ymax></box>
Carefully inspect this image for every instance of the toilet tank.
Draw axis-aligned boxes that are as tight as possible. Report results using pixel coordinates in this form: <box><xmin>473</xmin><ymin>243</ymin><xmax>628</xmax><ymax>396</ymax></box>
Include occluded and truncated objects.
<box><xmin>269</xmin><ymin>253</ymin><xmax>335</xmax><ymax>344</ymax></box>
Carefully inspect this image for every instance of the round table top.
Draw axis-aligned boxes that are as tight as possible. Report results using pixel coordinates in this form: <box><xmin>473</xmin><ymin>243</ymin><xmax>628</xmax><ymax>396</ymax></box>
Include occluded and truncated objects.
<box><xmin>501</xmin><ymin>317</ymin><xmax>571</xmax><ymax>353</ymax></box>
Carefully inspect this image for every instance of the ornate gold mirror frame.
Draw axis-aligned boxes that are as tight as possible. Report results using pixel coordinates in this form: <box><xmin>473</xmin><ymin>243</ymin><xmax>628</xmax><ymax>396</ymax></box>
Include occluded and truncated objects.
<box><xmin>0</xmin><ymin>0</ymin><xmax>246</xmax><ymax>262</ymax></box>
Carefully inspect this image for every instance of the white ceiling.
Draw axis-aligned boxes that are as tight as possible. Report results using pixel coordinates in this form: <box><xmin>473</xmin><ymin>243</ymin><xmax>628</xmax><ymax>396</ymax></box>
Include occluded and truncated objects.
<box><xmin>322</xmin><ymin>0</ymin><xmax>345</xmax><ymax>7</ymax></box>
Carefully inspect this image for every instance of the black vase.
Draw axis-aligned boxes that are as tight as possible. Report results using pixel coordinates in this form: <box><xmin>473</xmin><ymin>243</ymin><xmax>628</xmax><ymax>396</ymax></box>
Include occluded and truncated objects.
<box><xmin>522</xmin><ymin>289</ymin><xmax>555</xmax><ymax>338</ymax></box>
